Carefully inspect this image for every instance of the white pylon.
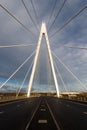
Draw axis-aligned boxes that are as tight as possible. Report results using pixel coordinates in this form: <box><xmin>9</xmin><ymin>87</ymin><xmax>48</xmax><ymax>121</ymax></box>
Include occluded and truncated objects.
<box><xmin>27</xmin><ymin>23</ymin><xmax>60</xmax><ymax>97</ymax></box>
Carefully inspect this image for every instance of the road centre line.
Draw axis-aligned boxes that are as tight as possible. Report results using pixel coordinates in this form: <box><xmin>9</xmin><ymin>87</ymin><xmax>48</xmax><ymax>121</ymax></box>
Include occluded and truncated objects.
<box><xmin>25</xmin><ymin>99</ymin><xmax>41</xmax><ymax>130</ymax></box>
<box><xmin>45</xmin><ymin>99</ymin><xmax>61</xmax><ymax>130</ymax></box>
<box><xmin>66</xmin><ymin>105</ymin><xmax>70</xmax><ymax>107</ymax></box>
<box><xmin>17</xmin><ymin>105</ymin><xmax>20</xmax><ymax>107</ymax></box>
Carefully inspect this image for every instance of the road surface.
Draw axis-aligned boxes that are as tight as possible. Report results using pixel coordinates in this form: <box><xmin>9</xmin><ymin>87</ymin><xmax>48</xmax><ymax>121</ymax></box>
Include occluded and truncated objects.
<box><xmin>0</xmin><ymin>96</ymin><xmax>87</xmax><ymax>130</ymax></box>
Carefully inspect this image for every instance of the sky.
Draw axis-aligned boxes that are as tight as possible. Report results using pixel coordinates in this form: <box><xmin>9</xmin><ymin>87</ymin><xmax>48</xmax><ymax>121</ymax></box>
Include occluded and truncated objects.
<box><xmin>0</xmin><ymin>0</ymin><xmax>87</xmax><ymax>93</ymax></box>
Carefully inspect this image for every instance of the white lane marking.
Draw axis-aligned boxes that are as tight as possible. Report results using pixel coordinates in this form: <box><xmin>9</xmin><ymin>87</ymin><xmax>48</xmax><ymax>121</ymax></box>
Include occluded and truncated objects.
<box><xmin>25</xmin><ymin>100</ymin><xmax>41</xmax><ymax>130</ymax></box>
<box><xmin>17</xmin><ymin>105</ymin><xmax>20</xmax><ymax>107</ymax></box>
<box><xmin>45</xmin><ymin>100</ymin><xmax>61</xmax><ymax>130</ymax></box>
<box><xmin>0</xmin><ymin>99</ymin><xmax>27</xmax><ymax>107</ymax></box>
<box><xmin>66</xmin><ymin>105</ymin><xmax>70</xmax><ymax>107</ymax></box>
<box><xmin>38</xmin><ymin>119</ymin><xmax>47</xmax><ymax>124</ymax></box>
<box><xmin>63</xmin><ymin>100</ymin><xmax>87</xmax><ymax>107</ymax></box>
<box><xmin>41</xmin><ymin>104</ymin><xmax>45</xmax><ymax>107</ymax></box>
<box><xmin>40</xmin><ymin>108</ymin><xmax>46</xmax><ymax>111</ymax></box>
<box><xmin>0</xmin><ymin>111</ymin><xmax>4</xmax><ymax>114</ymax></box>
<box><xmin>83</xmin><ymin>112</ymin><xmax>87</xmax><ymax>115</ymax></box>
<box><xmin>59</xmin><ymin>102</ymin><xmax>62</xmax><ymax>104</ymax></box>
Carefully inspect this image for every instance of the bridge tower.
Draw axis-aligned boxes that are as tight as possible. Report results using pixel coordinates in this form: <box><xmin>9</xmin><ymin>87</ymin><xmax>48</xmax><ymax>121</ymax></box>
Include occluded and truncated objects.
<box><xmin>27</xmin><ymin>23</ymin><xmax>59</xmax><ymax>97</ymax></box>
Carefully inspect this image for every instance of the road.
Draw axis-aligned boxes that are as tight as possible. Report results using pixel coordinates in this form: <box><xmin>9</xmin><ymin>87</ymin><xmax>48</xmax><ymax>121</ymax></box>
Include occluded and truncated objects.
<box><xmin>0</xmin><ymin>97</ymin><xmax>40</xmax><ymax>130</ymax></box>
<box><xmin>0</xmin><ymin>97</ymin><xmax>87</xmax><ymax>130</ymax></box>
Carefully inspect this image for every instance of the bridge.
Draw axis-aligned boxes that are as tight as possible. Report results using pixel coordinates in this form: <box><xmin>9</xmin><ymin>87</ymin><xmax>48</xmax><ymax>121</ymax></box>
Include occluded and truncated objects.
<box><xmin>0</xmin><ymin>0</ymin><xmax>87</xmax><ymax>130</ymax></box>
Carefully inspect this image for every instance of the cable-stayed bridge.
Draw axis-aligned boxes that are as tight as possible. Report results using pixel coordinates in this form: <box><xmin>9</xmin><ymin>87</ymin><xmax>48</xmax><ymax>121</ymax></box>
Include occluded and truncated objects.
<box><xmin>0</xmin><ymin>22</ymin><xmax>87</xmax><ymax>98</ymax></box>
<box><xmin>0</xmin><ymin>0</ymin><xmax>87</xmax><ymax>130</ymax></box>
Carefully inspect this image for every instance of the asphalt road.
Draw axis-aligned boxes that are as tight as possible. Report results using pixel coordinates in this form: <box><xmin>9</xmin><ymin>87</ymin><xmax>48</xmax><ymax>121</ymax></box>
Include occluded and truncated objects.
<box><xmin>27</xmin><ymin>97</ymin><xmax>60</xmax><ymax>130</ymax></box>
<box><xmin>0</xmin><ymin>97</ymin><xmax>40</xmax><ymax>130</ymax></box>
<box><xmin>46</xmin><ymin>97</ymin><xmax>87</xmax><ymax>130</ymax></box>
<box><xmin>0</xmin><ymin>97</ymin><xmax>87</xmax><ymax>130</ymax></box>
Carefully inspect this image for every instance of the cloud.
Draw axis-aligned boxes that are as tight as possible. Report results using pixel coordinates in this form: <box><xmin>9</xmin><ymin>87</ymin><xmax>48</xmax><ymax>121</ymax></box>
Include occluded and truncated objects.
<box><xmin>0</xmin><ymin>0</ymin><xmax>87</xmax><ymax>92</ymax></box>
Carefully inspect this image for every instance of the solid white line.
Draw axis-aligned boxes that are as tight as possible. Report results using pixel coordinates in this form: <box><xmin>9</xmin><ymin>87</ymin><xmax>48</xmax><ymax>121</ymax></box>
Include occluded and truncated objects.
<box><xmin>25</xmin><ymin>99</ymin><xmax>41</xmax><ymax>130</ymax></box>
<box><xmin>45</xmin><ymin>99</ymin><xmax>61</xmax><ymax>130</ymax></box>
<box><xmin>83</xmin><ymin>112</ymin><xmax>87</xmax><ymax>115</ymax></box>
<box><xmin>64</xmin><ymin>100</ymin><xmax>87</xmax><ymax>107</ymax></box>
<box><xmin>0</xmin><ymin>99</ymin><xmax>27</xmax><ymax>107</ymax></box>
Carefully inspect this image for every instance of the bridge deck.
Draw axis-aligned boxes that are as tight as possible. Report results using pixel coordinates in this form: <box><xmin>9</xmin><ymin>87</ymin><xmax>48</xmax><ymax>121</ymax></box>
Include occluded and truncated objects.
<box><xmin>26</xmin><ymin>97</ymin><xmax>60</xmax><ymax>130</ymax></box>
<box><xmin>0</xmin><ymin>96</ymin><xmax>87</xmax><ymax>130</ymax></box>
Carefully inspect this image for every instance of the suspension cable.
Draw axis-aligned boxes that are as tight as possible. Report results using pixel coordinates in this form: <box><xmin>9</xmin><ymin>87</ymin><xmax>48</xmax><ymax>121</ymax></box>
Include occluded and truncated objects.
<box><xmin>34</xmin><ymin>50</ymin><xmax>40</xmax><ymax>87</ymax></box>
<box><xmin>54</xmin><ymin>60</ymin><xmax>68</xmax><ymax>92</ymax></box>
<box><xmin>21</xmin><ymin>0</ymin><xmax>39</xmax><ymax>32</ymax></box>
<box><xmin>30</xmin><ymin>0</ymin><xmax>40</xmax><ymax>30</ymax></box>
<box><xmin>0</xmin><ymin>43</ymin><xmax>36</xmax><ymax>48</ymax></box>
<box><xmin>46</xmin><ymin>49</ymin><xmax>51</xmax><ymax>88</ymax></box>
<box><xmin>16</xmin><ymin>61</ymin><xmax>34</xmax><ymax>97</ymax></box>
<box><xmin>52</xmin><ymin>51</ymin><xmax>87</xmax><ymax>90</ymax></box>
<box><xmin>50</xmin><ymin>43</ymin><xmax>87</xmax><ymax>50</ymax></box>
<box><xmin>47</xmin><ymin>0</ymin><xmax>58</xmax><ymax>28</ymax></box>
<box><xmin>0</xmin><ymin>4</ymin><xmax>36</xmax><ymax>36</ymax></box>
<box><xmin>0</xmin><ymin>51</ymin><xmax>35</xmax><ymax>89</ymax></box>
<box><xmin>50</xmin><ymin>5</ymin><xmax>87</xmax><ymax>38</ymax></box>
<box><xmin>62</xmin><ymin>45</ymin><xmax>87</xmax><ymax>50</ymax></box>
<box><xmin>48</xmin><ymin>0</ymin><xmax>67</xmax><ymax>32</ymax></box>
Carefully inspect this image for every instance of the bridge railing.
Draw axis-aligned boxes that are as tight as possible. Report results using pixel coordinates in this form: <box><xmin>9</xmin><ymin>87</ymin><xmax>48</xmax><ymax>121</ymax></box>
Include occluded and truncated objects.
<box><xmin>60</xmin><ymin>93</ymin><xmax>87</xmax><ymax>102</ymax></box>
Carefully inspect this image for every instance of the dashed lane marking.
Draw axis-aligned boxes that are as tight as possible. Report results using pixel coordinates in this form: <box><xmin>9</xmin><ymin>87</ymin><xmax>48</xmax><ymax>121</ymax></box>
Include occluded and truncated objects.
<box><xmin>17</xmin><ymin>105</ymin><xmax>20</xmax><ymax>107</ymax></box>
<box><xmin>45</xmin><ymin>100</ymin><xmax>61</xmax><ymax>130</ymax></box>
<box><xmin>25</xmin><ymin>100</ymin><xmax>41</xmax><ymax>130</ymax></box>
<box><xmin>41</xmin><ymin>104</ymin><xmax>45</xmax><ymax>107</ymax></box>
<box><xmin>0</xmin><ymin>111</ymin><xmax>4</xmax><ymax>114</ymax></box>
<box><xmin>40</xmin><ymin>108</ymin><xmax>46</xmax><ymax>111</ymax></box>
<box><xmin>66</xmin><ymin>105</ymin><xmax>70</xmax><ymax>107</ymax></box>
<box><xmin>38</xmin><ymin>119</ymin><xmax>48</xmax><ymax>124</ymax></box>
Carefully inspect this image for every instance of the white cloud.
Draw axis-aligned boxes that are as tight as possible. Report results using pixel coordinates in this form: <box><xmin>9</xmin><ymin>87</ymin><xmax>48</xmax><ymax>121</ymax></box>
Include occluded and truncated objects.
<box><xmin>0</xmin><ymin>0</ymin><xmax>87</xmax><ymax>92</ymax></box>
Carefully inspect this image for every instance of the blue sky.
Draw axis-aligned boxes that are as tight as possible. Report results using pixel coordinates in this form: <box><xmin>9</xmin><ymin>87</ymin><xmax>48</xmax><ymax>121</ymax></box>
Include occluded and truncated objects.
<box><xmin>0</xmin><ymin>0</ymin><xmax>87</xmax><ymax>93</ymax></box>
